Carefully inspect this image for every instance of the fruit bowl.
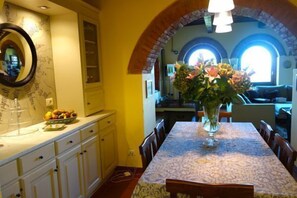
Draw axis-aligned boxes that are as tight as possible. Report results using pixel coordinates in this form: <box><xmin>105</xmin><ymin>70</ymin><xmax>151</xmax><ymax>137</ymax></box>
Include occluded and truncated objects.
<box><xmin>45</xmin><ymin>116</ymin><xmax>77</xmax><ymax>125</ymax></box>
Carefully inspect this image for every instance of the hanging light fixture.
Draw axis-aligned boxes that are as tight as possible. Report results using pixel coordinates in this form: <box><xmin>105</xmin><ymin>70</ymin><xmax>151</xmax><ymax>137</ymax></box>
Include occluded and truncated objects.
<box><xmin>208</xmin><ymin>0</ymin><xmax>235</xmax><ymax>33</ymax></box>
<box><xmin>213</xmin><ymin>11</ymin><xmax>233</xmax><ymax>26</ymax></box>
<box><xmin>215</xmin><ymin>24</ymin><xmax>232</xmax><ymax>33</ymax></box>
<box><xmin>208</xmin><ymin>0</ymin><xmax>235</xmax><ymax>13</ymax></box>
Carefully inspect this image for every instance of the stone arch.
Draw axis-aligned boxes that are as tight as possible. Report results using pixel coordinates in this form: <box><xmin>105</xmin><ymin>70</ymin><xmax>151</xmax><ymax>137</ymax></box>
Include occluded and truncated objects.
<box><xmin>128</xmin><ymin>0</ymin><xmax>297</xmax><ymax>74</ymax></box>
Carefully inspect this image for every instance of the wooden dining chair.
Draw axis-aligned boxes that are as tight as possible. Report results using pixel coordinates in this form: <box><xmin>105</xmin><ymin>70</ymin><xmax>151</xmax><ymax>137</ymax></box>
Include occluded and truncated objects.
<box><xmin>272</xmin><ymin>133</ymin><xmax>297</xmax><ymax>175</ymax></box>
<box><xmin>166</xmin><ymin>179</ymin><xmax>254</xmax><ymax>198</ymax></box>
<box><xmin>197</xmin><ymin>111</ymin><xmax>232</xmax><ymax>122</ymax></box>
<box><xmin>139</xmin><ymin>131</ymin><xmax>158</xmax><ymax>170</ymax></box>
<box><xmin>154</xmin><ymin>119</ymin><xmax>166</xmax><ymax>149</ymax></box>
<box><xmin>259</xmin><ymin>120</ymin><xmax>275</xmax><ymax>148</ymax></box>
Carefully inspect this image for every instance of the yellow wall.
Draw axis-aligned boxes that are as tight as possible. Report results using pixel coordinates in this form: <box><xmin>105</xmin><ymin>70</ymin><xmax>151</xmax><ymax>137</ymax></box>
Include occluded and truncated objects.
<box><xmin>99</xmin><ymin>0</ymin><xmax>175</xmax><ymax>167</ymax></box>
<box><xmin>100</xmin><ymin>0</ymin><xmax>297</xmax><ymax>167</ymax></box>
<box><xmin>289</xmin><ymin>0</ymin><xmax>297</xmax><ymax>6</ymax></box>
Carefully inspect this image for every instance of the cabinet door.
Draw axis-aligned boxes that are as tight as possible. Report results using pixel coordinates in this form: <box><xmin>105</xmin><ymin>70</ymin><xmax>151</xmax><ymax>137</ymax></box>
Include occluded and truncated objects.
<box><xmin>100</xmin><ymin>125</ymin><xmax>117</xmax><ymax>179</ymax></box>
<box><xmin>56</xmin><ymin>144</ymin><xmax>84</xmax><ymax>198</ymax></box>
<box><xmin>79</xmin><ymin>15</ymin><xmax>102</xmax><ymax>89</ymax></box>
<box><xmin>2</xmin><ymin>181</ymin><xmax>21</xmax><ymax>198</ymax></box>
<box><xmin>81</xmin><ymin>135</ymin><xmax>101</xmax><ymax>197</ymax></box>
<box><xmin>21</xmin><ymin>159</ymin><xmax>59</xmax><ymax>198</ymax></box>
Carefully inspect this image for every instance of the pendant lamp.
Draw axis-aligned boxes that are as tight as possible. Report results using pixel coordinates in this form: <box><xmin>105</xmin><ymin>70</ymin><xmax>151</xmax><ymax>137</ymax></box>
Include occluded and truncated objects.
<box><xmin>215</xmin><ymin>24</ymin><xmax>232</xmax><ymax>33</ymax></box>
<box><xmin>208</xmin><ymin>0</ymin><xmax>235</xmax><ymax>13</ymax></box>
<box><xmin>213</xmin><ymin>11</ymin><xmax>233</xmax><ymax>25</ymax></box>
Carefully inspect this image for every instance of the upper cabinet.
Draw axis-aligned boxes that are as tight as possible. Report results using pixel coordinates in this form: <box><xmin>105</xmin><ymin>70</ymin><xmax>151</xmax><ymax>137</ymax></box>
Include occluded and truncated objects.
<box><xmin>51</xmin><ymin>9</ymin><xmax>104</xmax><ymax>117</ymax></box>
<box><xmin>79</xmin><ymin>15</ymin><xmax>102</xmax><ymax>89</ymax></box>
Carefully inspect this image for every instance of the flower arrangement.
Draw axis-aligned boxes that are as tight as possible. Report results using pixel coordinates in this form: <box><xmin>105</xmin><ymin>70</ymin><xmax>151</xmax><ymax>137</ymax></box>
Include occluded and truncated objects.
<box><xmin>172</xmin><ymin>61</ymin><xmax>252</xmax><ymax>107</ymax></box>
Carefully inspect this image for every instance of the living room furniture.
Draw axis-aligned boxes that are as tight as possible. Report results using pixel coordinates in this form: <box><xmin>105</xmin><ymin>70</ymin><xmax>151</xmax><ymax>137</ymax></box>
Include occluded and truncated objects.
<box><xmin>132</xmin><ymin>122</ymin><xmax>297</xmax><ymax>197</ymax></box>
<box><xmin>232</xmin><ymin>103</ymin><xmax>276</xmax><ymax>130</ymax></box>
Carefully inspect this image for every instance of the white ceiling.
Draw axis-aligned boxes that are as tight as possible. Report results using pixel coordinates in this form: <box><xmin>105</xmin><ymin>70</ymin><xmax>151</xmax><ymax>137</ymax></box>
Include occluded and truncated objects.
<box><xmin>5</xmin><ymin>0</ymin><xmax>72</xmax><ymax>15</ymax></box>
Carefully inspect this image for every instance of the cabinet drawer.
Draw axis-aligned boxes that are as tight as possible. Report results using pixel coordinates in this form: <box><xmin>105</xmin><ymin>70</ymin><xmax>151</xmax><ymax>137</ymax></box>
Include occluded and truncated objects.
<box><xmin>99</xmin><ymin>115</ymin><xmax>115</xmax><ymax>130</ymax></box>
<box><xmin>81</xmin><ymin>122</ymin><xmax>98</xmax><ymax>141</ymax></box>
<box><xmin>18</xmin><ymin>143</ymin><xmax>55</xmax><ymax>174</ymax></box>
<box><xmin>85</xmin><ymin>89</ymin><xmax>104</xmax><ymax>116</ymax></box>
<box><xmin>55</xmin><ymin>130</ymin><xmax>80</xmax><ymax>155</ymax></box>
<box><xmin>0</xmin><ymin>160</ymin><xmax>18</xmax><ymax>185</ymax></box>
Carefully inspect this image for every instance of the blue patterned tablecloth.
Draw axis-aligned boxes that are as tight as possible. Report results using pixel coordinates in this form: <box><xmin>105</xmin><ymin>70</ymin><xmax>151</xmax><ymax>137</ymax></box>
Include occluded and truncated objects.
<box><xmin>132</xmin><ymin>122</ymin><xmax>297</xmax><ymax>198</ymax></box>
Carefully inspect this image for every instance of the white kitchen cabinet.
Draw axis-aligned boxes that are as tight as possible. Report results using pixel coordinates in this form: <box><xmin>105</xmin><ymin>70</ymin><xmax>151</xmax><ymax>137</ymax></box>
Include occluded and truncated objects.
<box><xmin>99</xmin><ymin>115</ymin><xmax>117</xmax><ymax>179</ymax></box>
<box><xmin>56</xmin><ymin>144</ymin><xmax>84</xmax><ymax>198</ymax></box>
<box><xmin>79</xmin><ymin>14</ymin><xmax>104</xmax><ymax>116</ymax></box>
<box><xmin>1</xmin><ymin>181</ymin><xmax>21</xmax><ymax>198</ymax></box>
<box><xmin>0</xmin><ymin>160</ymin><xmax>21</xmax><ymax>198</ymax></box>
<box><xmin>51</xmin><ymin>12</ymin><xmax>104</xmax><ymax>117</ymax></box>
<box><xmin>81</xmin><ymin>135</ymin><xmax>101</xmax><ymax>197</ymax></box>
<box><xmin>56</xmin><ymin>122</ymin><xmax>101</xmax><ymax>198</ymax></box>
<box><xmin>20</xmin><ymin>159</ymin><xmax>59</xmax><ymax>198</ymax></box>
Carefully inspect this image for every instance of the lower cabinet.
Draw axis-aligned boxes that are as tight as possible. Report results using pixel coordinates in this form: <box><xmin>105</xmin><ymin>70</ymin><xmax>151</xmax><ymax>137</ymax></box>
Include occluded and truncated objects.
<box><xmin>2</xmin><ymin>181</ymin><xmax>21</xmax><ymax>198</ymax></box>
<box><xmin>81</xmin><ymin>135</ymin><xmax>101</xmax><ymax>197</ymax></box>
<box><xmin>0</xmin><ymin>113</ymin><xmax>117</xmax><ymax>198</ymax></box>
<box><xmin>20</xmin><ymin>159</ymin><xmax>59</xmax><ymax>198</ymax></box>
<box><xmin>100</xmin><ymin>124</ymin><xmax>117</xmax><ymax>179</ymax></box>
<box><xmin>56</xmin><ymin>144</ymin><xmax>84</xmax><ymax>198</ymax></box>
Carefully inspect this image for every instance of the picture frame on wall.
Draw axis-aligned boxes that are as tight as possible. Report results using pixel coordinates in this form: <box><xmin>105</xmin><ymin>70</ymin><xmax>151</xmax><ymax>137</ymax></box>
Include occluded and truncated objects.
<box><xmin>145</xmin><ymin>80</ymin><xmax>153</xmax><ymax>98</ymax></box>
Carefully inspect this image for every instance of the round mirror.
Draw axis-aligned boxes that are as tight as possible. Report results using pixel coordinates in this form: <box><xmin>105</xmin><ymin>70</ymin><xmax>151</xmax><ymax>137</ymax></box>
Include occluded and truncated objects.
<box><xmin>0</xmin><ymin>23</ymin><xmax>37</xmax><ymax>87</ymax></box>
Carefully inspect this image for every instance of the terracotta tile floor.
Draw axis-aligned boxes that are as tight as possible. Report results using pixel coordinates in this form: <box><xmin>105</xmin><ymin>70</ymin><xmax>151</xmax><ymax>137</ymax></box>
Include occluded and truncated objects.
<box><xmin>91</xmin><ymin>167</ymin><xmax>143</xmax><ymax>198</ymax></box>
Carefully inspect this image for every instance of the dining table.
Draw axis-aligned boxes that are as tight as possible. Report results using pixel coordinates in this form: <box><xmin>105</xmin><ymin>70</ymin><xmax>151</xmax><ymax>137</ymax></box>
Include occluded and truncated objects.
<box><xmin>132</xmin><ymin>122</ymin><xmax>297</xmax><ymax>198</ymax></box>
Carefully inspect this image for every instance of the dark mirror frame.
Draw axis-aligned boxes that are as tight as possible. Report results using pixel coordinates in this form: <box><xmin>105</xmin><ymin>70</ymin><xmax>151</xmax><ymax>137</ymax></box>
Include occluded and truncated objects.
<box><xmin>0</xmin><ymin>23</ymin><xmax>37</xmax><ymax>87</ymax></box>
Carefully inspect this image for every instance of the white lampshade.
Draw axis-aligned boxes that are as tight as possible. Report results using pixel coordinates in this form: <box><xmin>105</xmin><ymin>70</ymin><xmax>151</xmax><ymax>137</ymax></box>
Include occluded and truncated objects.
<box><xmin>215</xmin><ymin>24</ymin><xmax>232</xmax><ymax>33</ymax></box>
<box><xmin>213</xmin><ymin>11</ymin><xmax>233</xmax><ymax>25</ymax></box>
<box><xmin>208</xmin><ymin>0</ymin><xmax>235</xmax><ymax>13</ymax></box>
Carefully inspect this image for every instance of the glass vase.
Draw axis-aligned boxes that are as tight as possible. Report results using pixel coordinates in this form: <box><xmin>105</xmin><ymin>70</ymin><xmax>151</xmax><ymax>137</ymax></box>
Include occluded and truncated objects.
<box><xmin>202</xmin><ymin>103</ymin><xmax>222</xmax><ymax>148</ymax></box>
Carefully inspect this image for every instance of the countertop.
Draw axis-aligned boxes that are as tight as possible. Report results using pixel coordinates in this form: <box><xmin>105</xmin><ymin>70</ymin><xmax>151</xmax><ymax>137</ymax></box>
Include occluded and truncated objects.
<box><xmin>0</xmin><ymin>110</ymin><xmax>115</xmax><ymax>166</ymax></box>
<box><xmin>156</xmin><ymin>102</ymin><xmax>196</xmax><ymax>112</ymax></box>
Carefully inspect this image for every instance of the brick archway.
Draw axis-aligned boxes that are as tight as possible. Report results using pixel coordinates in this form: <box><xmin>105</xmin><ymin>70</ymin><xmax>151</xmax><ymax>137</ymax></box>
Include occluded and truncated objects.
<box><xmin>128</xmin><ymin>0</ymin><xmax>297</xmax><ymax>74</ymax></box>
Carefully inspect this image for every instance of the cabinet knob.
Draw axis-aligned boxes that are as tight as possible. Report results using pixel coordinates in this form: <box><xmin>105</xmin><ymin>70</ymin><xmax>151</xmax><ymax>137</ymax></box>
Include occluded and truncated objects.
<box><xmin>89</xmin><ymin>130</ymin><xmax>94</xmax><ymax>133</ymax></box>
<box><xmin>16</xmin><ymin>193</ymin><xmax>21</xmax><ymax>197</ymax></box>
<box><xmin>101</xmin><ymin>138</ymin><xmax>104</xmax><ymax>141</ymax></box>
<box><xmin>87</xmin><ymin>102</ymin><xmax>91</xmax><ymax>105</ymax></box>
<box><xmin>54</xmin><ymin>169</ymin><xmax>58</xmax><ymax>172</ymax></box>
<box><xmin>69</xmin><ymin>140</ymin><xmax>73</xmax><ymax>144</ymax></box>
<box><xmin>39</xmin><ymin>156</ymin><xmax>44</xmax><ymax>160</ymax></box>
<box><xmin>84</xmin><ymin>150</ymin><xmax>87</xmax><ymax>153</ymax></box>
<box><xmin>107</xmin><ymin>121</ymin><xmax>111</xmax><ymax>124</ymax></box>
<box><xmin>80</xmin><ymin>152</ymin><xmax>83</xmax><ymax>155</ymax></box>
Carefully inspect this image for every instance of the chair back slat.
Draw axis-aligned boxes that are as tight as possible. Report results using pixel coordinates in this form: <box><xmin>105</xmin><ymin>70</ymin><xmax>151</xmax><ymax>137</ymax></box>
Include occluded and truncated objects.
<box><xmin>139</xmin><ymin>131</ymin><xmax>157</xmax><ymax>170</ymax></box>
<box><xmin>166</xmin><ymin>179</ymin><xmax>254</xmax><ymax>198</ymax></box>
<box><xmin>272</xmin><ymin>133</ymin><xmax>297</xmax><ymax>175</ymax></box>
<box><xmin>155</xmin><ymin>119</ymin><xmax>166</xmax><ymax>149</ymax></box>
<box><xmin>259</xmin><ymin>120</ymin><xmax>275</xmax><ymax>148</ymax></box>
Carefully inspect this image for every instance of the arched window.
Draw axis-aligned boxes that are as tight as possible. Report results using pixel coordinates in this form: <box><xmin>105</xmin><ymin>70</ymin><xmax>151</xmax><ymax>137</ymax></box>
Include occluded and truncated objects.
<box><xmin>178</xmin><ymin>37</ymin><xmax>227</xmax><ymax>65</ymax></box>
<box><xmin>188</xmin><ymin>49</ymin><xmax>217</xmax><ymax>66</ymax></box>
<box><xmin>231</xmin><ymin>34</ymin><xmax>286</xmax><ymax>85</ymax></box>
<box><xmin>241</xmin><ymin>46</ymin><xmax>272</xmax><ymax>83</ymax></box>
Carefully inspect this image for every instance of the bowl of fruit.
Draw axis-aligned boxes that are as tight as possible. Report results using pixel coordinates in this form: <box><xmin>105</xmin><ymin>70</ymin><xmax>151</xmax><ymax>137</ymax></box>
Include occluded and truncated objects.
<box><xmin>44</xmin><ymin>109</ymin><xmax>77</xmax><ymax>124</ymax></box>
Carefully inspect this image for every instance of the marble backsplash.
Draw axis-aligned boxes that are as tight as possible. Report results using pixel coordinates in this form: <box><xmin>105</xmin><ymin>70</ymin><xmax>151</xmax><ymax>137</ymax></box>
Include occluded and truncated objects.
<box><xmin>0</xmin><ymin>3</ymin><xmax>56</xmax><ymax>135</ymax></box>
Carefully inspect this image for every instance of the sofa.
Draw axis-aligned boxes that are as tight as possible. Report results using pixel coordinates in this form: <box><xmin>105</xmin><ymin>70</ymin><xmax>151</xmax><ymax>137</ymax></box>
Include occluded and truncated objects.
<box><xmin>231</xmin><ymin>85</ymin><xmax>292</xmax><ymax>130</ymax></box>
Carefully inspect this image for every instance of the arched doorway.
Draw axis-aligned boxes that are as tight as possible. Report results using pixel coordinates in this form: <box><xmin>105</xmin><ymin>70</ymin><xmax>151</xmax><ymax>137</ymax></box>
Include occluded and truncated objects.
<box><xmin>128</xmin><ymin>0</ymin><xmax>297</xmax><ymax>74</ymax></box>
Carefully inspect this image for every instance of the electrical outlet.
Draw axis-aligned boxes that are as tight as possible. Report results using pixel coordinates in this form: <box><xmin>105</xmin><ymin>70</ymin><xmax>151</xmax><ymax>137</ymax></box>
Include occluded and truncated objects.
<box><xmin>46</xmin><ymin>98</ymin><xmax>54</xmax><ymax>107</ymax></box>
<box><xmin>128</xmin><ymin>150</ymin><xmax>135</xmax><ymax>157</ymax></box>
